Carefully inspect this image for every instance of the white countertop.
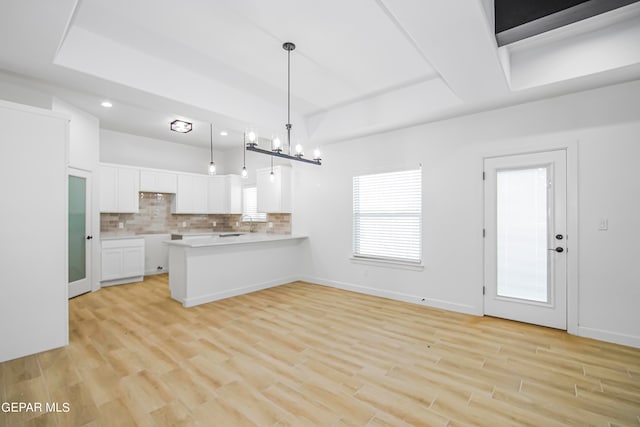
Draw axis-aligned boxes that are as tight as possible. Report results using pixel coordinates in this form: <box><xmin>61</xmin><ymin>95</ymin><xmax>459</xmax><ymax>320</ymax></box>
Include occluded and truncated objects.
<box><xmin>165</xmin><ymin>233</ymin><xmax>307</xmax><ymax>248</ymax></box>
<box><xmin>100</xmin><ymin>235</ymin><xmax>146</xmax><ymax>241</ymax></box>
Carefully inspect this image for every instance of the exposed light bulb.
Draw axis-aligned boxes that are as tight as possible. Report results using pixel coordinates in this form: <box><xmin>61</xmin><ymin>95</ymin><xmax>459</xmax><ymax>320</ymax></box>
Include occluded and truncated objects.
<box><xmin>208</xmin><ymin>161</ymin><xmax>216</xmax><ymax>176</ymax></box>
<box><xmin>248</xmin><ymin>131</ymin><xmax>256</xmax><ymax>142</ymax></box>
<box><xmin>313</xmin><ymin>148</ymin><xmax>321</xmax><ymax>160</ymax></box>
<box><xmin>295</xmin><ymin>144</ymin><xmax>303</xmax><ymax>154</ymax></box>
<box><xmin>269</xmin><ymin>171</ymin><xmax>275</xmax><ymax>183</ymax></box>
<box><xmin>241</xmin><ymin>166</ymin><xmax>248</xmax><ymax>178</ymax></box>
<box><xmin>272</xmin><ymin>137</ymin><xmax>281</xmax><ymax>151</ymax></box>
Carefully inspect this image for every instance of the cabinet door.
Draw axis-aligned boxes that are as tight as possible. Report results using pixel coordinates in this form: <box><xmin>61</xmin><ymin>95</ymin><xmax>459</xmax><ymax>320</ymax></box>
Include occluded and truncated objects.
<box><xmin>192</xmin><ymin>176</ymin><xmax>209</xmax><ymax>214</ymax></box>
<box><xmin>122</xmin><ymin>247</ymin><xmax>145</xmax><ymax>278</ymax></box>
<box><xmin>117</xmin><ymin>168</ymin><xmax>139</xmax><ymax>213</ymax></box>
<box><xmin>99</xmin><ymin>166</ymin><xmax>118</xmax><ymax>212</ymax></box>
<box><xmin>208</xmin><ymin>176</ymin><xmax>227</xmax><ymax>213</ymax></box>
<box><xmin>257</xmin><ymin>166</ymin><xmax>291</xmax><ymax>213</ymax></box>
<box><xmin>155</xmin><ymin>172</ymin><xmax>177</xmax><ymax>193</ymax></box>
<box><xmin>101</xmin><ymin>248</ymin><xmax>123</xmax><ymax>281</ymax></box>
<box><xmin>227</xmin><ymin>175</ymin><xmax>242</xmax><ymax>214</ymax></box>
<box><xmin>174</xmin><ymin>174</ymin><xmax>193</xmax><ymax>213</ymax></box>
<box><xmin>257</xmin><ymin>169</ymin><xmax>279</xmax><ymax>213</ymax></box>
<box><xmin>140</xmin><ymin>171</ymin><xmax>177</xmax><ymax>193</ymax></box>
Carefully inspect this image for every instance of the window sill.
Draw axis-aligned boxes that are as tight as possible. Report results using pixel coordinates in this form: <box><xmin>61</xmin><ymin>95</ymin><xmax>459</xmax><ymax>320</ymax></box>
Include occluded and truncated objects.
<box><xmin>350</xmin><ymin>256</ymin><xmax>424</xmax><ymax>271</ymax></box>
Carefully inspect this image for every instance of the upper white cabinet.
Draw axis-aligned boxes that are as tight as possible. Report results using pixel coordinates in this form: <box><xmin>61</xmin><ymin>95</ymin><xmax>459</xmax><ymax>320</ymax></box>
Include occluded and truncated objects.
<box><xmin>172</xmin><ymin>173</ymin><xmax>208</xmax><ymax>214</ymax></box>
<box><xmin>227</xmin><ymin>175</ymin><xmax>242</xmax><ymax>214</ymax></box>
<box><xmin>257</xmin><ymin>165</ymin><xmax>292</xmax><ymax>213</ymax></box>
<box><xmin>100</xmin><ymin>165</ymin><xmax>139</xmax><ymax>213</ymax></box>
<box><xmin>208</xmin><ymin>175</ymin><xmax>242</xmax><ymax>214</ymax></box>
<box><xmin>140</xmin><ymin>170</ymin><xmax>177</xmax><ymax>193</ymax></box>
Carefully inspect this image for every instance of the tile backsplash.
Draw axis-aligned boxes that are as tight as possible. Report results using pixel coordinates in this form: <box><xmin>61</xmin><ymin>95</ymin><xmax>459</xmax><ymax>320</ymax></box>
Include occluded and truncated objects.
<box><xmin>101</xmin><ymin>192</ymin><xmax>291</xmax><ymax>235</ymax></box>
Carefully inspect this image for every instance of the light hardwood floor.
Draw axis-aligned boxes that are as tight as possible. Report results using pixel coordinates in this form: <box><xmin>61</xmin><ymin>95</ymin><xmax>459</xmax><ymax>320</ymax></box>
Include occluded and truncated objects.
<box><xmin>1</xmin><ymin>274</ymin><xmax>639</xmax><ymax>426</ymax></box>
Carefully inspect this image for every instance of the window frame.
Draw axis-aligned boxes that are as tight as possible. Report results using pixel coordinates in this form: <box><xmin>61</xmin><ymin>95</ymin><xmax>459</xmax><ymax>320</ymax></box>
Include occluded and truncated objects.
<box><xmin>242</xmin><ymin>186</ymin><xmax>267</xmax><ymax>222</ymax></box>
<box><xmin>352</xmin><ymin>167</ymin><xmax>423</xmax><ymax>267</ymax></box>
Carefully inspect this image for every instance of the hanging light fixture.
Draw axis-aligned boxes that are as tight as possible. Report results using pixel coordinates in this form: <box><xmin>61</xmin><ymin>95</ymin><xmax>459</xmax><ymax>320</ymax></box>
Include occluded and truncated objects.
<box><xmin>208</xmin><ymin>123</ymin><xmax>216</xmax><ymax>175</ymax></box>
<box><xmin>245</xmin><ymin>42</ymin><xmax>322</xmax><ymax>166</ymax></box>
<box><xmin>269</xmin><ymin>155</ymin><xmax>275</xmax><ymax>183</ymax></box>
<box><xmin>241</xmin><ymin>132</ymin><xmax>248</xmax><ymax>179</ymax></box>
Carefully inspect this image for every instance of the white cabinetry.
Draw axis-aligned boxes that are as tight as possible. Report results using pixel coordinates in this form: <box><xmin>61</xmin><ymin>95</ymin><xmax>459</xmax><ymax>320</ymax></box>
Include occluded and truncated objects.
<box><xmin>101</xmin><ymin>238</ymin><xmax>145</xmax><ymax>285</ymax></box>
<box><xmin>140</xmin><ymin>170</ymin><xmax>177</xmax><ymax>193</ymax></box>
<box><xmin>100</xmin><ymin>165</ymin><xmax>139</xmax><ymax>213</ymax></box>
<box><xmin>208</xmin><ymin>175</ymin><xmax>242</xmax><ymax>214</ymax></box>
<box><xmin>172</xmin><ymin>174</ymin><xmax>208</xmax><ymax>214</ymax></box>
<box><xmin>257</xmin><ymin>165</ymin><xmax>292</xmax><ymax>213</ymax></box>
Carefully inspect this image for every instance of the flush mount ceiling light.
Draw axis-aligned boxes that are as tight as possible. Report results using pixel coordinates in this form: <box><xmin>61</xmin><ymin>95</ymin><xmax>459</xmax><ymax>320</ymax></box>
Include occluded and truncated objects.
<box><xmin>245</xmin><ymin>42</ymin><xmax>321</xmax><ymax>166</ymax></box>
<box><xmin>170</xmin><ymin>119</ymin><xmax>193</xmax><ymax>133</ymax></box>
<box><xmin>100</xmin><ymin>101</ymin><xmax>113</xmax><ymax>108</ymax></box>
<box><xmin>220</xmin><ymin>130</ymin><xmax>228</xmax><ymax>136</ymax></box>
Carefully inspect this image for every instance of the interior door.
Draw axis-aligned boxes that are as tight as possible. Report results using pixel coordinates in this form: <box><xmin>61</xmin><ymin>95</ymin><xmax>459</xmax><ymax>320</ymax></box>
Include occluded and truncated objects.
<box><xmin>484</xmin><ymin>150</ymin><xmax>567</xmax><ymax>329</ymax></box>
<box><xmin>69</xmin><ymin>169</ymin><xmax>92</xmax><ymax>298</ymax></box>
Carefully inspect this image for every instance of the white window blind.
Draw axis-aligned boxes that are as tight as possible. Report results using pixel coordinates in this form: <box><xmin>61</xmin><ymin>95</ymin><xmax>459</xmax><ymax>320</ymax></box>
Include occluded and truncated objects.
<box><xmin>242</xmin><ymin>187</ymin><xmax>267</xmax><ymax>222</ymax></box>
<box><xmin>353</xmin><ymin>168</ymin><xmax>422</xmax><ymax>263</ymax></box>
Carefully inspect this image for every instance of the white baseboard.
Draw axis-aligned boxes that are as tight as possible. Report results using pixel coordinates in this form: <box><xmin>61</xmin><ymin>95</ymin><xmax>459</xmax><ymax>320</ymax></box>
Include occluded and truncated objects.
<box><xmin>100</xmin><ymin>276</ymin><xmax>144</xmax><ymax>287</ymax></box>
<box><xmin>300</xmin><ymin>276</ymin><xmax>481</xmax><ymax>316</ymax></box>
<box><xmin>578</xmin><ymin>326</ymin><xmax>640</xmax><ymax>349</ymax></box>
<box><xmin>183</xmin><ymin>276</ymin><xmax>299</xmax><ymax>308</ymax></box>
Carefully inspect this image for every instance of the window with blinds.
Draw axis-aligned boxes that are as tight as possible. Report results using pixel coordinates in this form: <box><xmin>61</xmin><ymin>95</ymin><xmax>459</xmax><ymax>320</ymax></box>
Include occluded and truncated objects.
<box><xmin>242</xmin><ymin>187</ymin><xmax>267</xmax><ymax>222</ymax></box>
<box><xmin>353</xmin><ymin>168</ymin><xmax>422</xmax><ymax>263</ymax></box>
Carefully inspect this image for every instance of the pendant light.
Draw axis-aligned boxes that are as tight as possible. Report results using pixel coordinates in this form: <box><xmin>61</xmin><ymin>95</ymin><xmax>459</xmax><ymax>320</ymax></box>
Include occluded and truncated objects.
<box><xmin>208</xmin><ymin>123</ymin><xmax>216</xmax><ymax>176</ymax></box>
<box><xmin>269</xmin><ymin>155</ymin><xmax>275</xmax><ymax>183</ymax></box>
<box><xmin>241</xmin><ymin>132</ymin><xmax>248</xmax><ymax>179</ymax></box>
<box><xmin>245</xmin><ymin>42</ymin><xmax>322</xmax><ymax>166</ymax></box>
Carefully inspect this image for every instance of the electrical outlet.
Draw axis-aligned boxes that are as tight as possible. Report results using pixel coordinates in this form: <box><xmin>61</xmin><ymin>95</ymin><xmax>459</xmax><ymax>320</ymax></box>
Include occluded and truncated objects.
<box><xmin>118</xmin><ymin>222</ymin><xmax>124</xmax><ymax>229</ymax></box>
<box><xmin>598</xmin><ymin>218</ymin><xmax>608</xmax><ymax>231</ymax></box>
<box><xmin>268</xmin><ymin>222</ymin><xmax>273</xmax><ymax>228</ymax></box>
<box><xmin>235</xmin><ymin>222</ymin><xmax>239</xmax><ymax>227</ymax></box>
<box><xmin>213</xmin><ymin>221</ymin><xmax>217</xmax><ymax>227</ymax></box>
<box><xmin>182</xmin><ymin>221</ymin><xmax>187</xmax><ymax>228</ymax></box>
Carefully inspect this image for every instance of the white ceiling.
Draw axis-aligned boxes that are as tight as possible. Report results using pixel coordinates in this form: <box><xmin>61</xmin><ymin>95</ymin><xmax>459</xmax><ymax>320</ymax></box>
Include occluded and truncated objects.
<box><xmin>1</xmin><ymin>0</ymin><xmax>639</xmax><ymax>150</ymax></box>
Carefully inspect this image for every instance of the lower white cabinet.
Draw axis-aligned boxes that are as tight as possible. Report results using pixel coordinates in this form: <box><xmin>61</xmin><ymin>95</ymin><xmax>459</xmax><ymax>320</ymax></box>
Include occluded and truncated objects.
<box><xmin>101</xmin><ymin>238</ymin><xmax>145</xmax><ymax>285</ymax></box>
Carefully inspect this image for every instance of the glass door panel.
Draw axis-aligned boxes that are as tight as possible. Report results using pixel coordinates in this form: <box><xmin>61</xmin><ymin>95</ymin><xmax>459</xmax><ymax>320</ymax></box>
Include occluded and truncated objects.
<box><xmin>496</xmin><ymin>167</ymin><xmax>549</xmax><ymax>302</ymax></box>
<box><xmin>69</xmin><ymin>175</ymin><xmax>86</xmax><ymax>283</ymax></box>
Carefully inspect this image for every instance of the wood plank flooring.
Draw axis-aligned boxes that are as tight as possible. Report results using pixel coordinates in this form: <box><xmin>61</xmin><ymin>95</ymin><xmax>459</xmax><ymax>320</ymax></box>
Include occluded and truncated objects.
<box><xmin>1</xmin><ymin>274</ymin><xmax>639</xmax><ymax>426</ymax></box>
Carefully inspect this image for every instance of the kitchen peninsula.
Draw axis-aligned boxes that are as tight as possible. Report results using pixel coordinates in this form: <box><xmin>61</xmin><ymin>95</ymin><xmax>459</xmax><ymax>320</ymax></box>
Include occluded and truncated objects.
<box><xmin>166</xmin><ymin>233</ymin><xmax>308</xmax><ymax>307</ymax></box>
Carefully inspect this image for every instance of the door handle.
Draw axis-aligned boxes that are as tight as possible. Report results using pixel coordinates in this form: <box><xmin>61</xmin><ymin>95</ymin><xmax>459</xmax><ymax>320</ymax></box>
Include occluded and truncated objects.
<box><xmin>86</xmin><ymin>235</ymin><xmax>93</xmax><ymax>240</ymax></box>
<box><xmin>548</xmin><ymin>247</ymin><xmax>564</xmax><ymax>253</ymax></box>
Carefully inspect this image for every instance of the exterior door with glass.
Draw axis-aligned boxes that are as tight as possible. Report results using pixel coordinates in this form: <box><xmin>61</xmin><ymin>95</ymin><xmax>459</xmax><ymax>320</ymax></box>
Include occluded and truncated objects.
<box><xmin>484</xmin><ymin>150</ymin><xmax>567</xmax><ymax>329</ymax></box>
<box><xmin>69</xmin><ymin>169</ymin><xmax>92</xmax><ymax>298</ymax></box>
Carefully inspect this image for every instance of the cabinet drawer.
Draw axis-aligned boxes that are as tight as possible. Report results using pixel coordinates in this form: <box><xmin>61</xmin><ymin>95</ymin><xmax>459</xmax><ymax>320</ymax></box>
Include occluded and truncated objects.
<box><xmin>102</xmin><ymin>238</ymin><xmax>144</xmax><ymax>249</ymax></box>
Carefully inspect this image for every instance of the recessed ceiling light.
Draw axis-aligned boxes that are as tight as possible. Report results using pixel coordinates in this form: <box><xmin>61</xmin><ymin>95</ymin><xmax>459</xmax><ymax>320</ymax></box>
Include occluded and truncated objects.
<box><xmin>101</xmin><ymin>101</ymin><xmax>113</xmax><ymax>108</ymax></box>
<box><xmin>170</xmin><ymin>119</ymin><xmax>193</xmax><ymax>133</ymax></box>
<box><xmin>220</xmin><ymin>131</ymin><xmax>228</xmax><ymax>136</ymax></box>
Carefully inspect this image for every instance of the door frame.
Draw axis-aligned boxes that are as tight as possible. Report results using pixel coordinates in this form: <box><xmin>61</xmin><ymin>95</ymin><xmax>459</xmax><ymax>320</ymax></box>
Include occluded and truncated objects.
<box><xmin>481</xmin><ymin>141</ymin><xmax>579</xmax><ymax>335</ymax></box>
<box><xmin>68</xmin><ymin>167</ymin><xmax>93</xmax><ymax>298</ymax></box>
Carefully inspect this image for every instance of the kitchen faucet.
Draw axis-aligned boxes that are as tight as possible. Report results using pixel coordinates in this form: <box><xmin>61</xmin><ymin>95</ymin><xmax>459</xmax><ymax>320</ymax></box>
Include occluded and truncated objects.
<box><xmin>240</xmin><ymin>214</ymin><xmax>256</xmax><ymax>233</ymax></box>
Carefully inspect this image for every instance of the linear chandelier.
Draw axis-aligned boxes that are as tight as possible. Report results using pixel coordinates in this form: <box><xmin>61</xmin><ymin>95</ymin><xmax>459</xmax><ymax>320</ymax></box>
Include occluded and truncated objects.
<box><xmin>245</xmin><ymin>42</ymin><xmax>322</xmax><ymax>166</ymax></box>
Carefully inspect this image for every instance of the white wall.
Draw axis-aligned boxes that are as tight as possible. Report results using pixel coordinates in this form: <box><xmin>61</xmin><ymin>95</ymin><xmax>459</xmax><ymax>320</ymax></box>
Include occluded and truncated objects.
<box><xmin>0</xmin><ymin>71</ymin><xmax>52</xmax><ymax>109</ymax></box>
<box><xmin>294</xmin><ymin>79</ymin><xmax>640</xmax><ymax>348</ymax></box>
<box><xmin>0</xmin><ymin>100</ymin><xmax>68</xmax><ymax>362</ymax></box>
<box><xmin>100</xmin><ymin>129</ymin><xmax>227</xmax><ymax>174</ymax></box>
